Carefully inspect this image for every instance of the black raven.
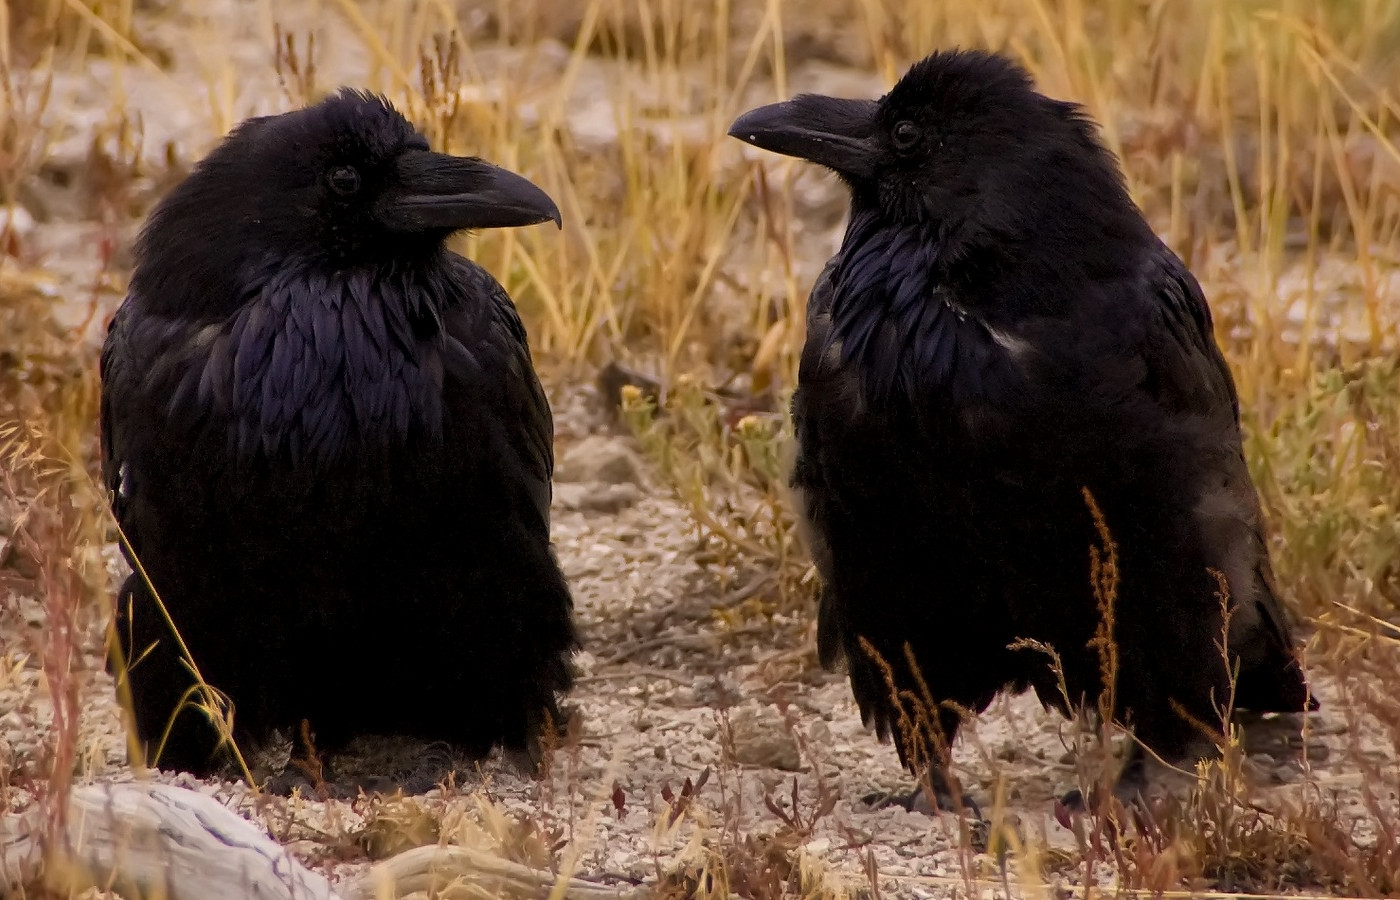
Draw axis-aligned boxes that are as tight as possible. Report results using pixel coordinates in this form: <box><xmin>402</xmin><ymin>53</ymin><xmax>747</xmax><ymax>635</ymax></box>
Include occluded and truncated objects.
<box><xmin>101</xmin><ymin>89</ymin><xmax>579</xmax><ymax>786</ymax></box>
<box><xmin>729</xmin><ymin>50</ymin><xmax>1315</xmax><ymax>810</ymax></box>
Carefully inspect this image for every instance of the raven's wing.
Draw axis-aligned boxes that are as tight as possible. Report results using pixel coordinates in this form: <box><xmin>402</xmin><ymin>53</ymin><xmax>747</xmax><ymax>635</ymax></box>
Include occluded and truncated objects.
<box><xmin>432</xmin><ymin>262</ymin><xmax>576</xmax><ymax>768</ymax></box>
<box><xmin>1132</xmin><ymin>246</ymin><xmax>1309</xmax><ymax>708</ymax></box>
<box><xmin>99</xmin><ymin>301</ymin><xmax>145</xmax><ymax>563</ymax></box>
<box><xmin>438</xmin><ymin>261</ymin><xmax>555</xmax><ymax>531</ymax></box>
<box><xmin>790</xmin><ymin>259</ymin><xmax>844</xmax><ymax>668</ymax></box>
<box><xmin>99</xmin><ymin>297</ymin><xmax>222</xmax><ymax>563</ymax></box>
<box><xmin>1134</xmin><ymin>248</ymin><xmax>1239</xmax><ymax>418</ymax></box>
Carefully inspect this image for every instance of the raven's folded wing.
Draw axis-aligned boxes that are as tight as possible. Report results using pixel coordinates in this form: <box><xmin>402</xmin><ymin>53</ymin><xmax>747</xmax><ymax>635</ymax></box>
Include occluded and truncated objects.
<box><xmin>438</xmin><ymin>261</ymin><xmax>555</xmax><ymax>531</ymax></box>
<box><xmin>99</xmin><ymin>302</ymin><xmax>144</xmax><ymax>561</ymax></box>
<box><xmin>791</xmin><ymin>261</ymin><xmax>846</xmax><ymax>668</ymax></box>
<box><xmin>1132</xmin><ymin>247</ymin><xmax>1311</xmax><ymax>708</ymax></box>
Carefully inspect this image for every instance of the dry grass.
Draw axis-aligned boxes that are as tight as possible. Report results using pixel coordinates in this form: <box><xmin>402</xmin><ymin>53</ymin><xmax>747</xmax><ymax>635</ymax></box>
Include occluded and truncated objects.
<box><xmin>5</xmin><ymin>0</ymin><xmax>1400</xmax><ymax>896</ymax></box>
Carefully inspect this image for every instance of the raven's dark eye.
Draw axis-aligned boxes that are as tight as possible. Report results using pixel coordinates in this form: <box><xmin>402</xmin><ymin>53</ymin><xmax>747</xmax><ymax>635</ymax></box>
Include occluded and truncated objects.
<box><xmin>891</xmin><ymin>120</ymin><xmax>921</xmax><ymax>152</ymax></box>
<box><xmin>327</xmin><ymin>166</ymin><xmax>361</xmax><ymax>196</ymax></box>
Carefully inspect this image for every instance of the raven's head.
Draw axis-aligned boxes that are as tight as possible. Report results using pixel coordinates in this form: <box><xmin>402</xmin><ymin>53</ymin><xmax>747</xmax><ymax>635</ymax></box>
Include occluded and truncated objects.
<box><xmin>132</xmin><ymin>89</ymin><xmax>560</xmax><ymax>314</ymax></box>
<box><xmin>728</xmin><ymin>50</ymin><xmax>1135</xmax><ymax>248</ymax></box>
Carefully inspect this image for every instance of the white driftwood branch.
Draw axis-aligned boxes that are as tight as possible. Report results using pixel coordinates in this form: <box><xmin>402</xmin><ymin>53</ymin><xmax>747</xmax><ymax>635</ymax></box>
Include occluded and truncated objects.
<box><xmin>342</xmin><ymin>844</ymin><xmax>644</xmax><ymax>900</ymax></box>
<box><xmin>0</xmin><ymin>781</ymin><xmax>643</xmax><ymax>900</ymax></box>
<box><xmin>2</xmin><ymin>780</ymin><xmax>342</xmax><ymax>899</ymax></box>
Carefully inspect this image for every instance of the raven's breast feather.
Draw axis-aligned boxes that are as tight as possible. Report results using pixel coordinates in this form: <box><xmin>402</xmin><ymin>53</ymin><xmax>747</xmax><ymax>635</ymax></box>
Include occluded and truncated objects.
<box><xmin>819</xmin><ymin>281</ymin><xmax>1033</xmax><ymax>421</ymax></box>
<box><xmin>148</xmin><ymin>287</ymin><xmax>447</xmax><ymax>464</ymax></box>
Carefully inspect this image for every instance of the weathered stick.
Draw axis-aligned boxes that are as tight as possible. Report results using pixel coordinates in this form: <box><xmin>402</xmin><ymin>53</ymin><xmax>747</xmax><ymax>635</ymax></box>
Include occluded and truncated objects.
<box><xmin>0</xmin><ymin>781</ymin><xmax>644</xmax><ymax>900</ymax></box>
<box><xmin>2</xmin><ymin>780</ymin><xmax>342</xmax><ymax>899</ymax></box>
<box><xmin>343</xmin><ymin>844</ymin><xmax>644</xmax><ymax>900</ymax></box>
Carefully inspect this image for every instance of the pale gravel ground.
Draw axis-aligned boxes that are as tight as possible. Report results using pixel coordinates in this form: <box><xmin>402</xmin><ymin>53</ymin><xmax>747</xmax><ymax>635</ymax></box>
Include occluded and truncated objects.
<box><xmin>3</xmin><ymin>3</ymin><xmax>1399</xmax><ymax>896</ymax></box>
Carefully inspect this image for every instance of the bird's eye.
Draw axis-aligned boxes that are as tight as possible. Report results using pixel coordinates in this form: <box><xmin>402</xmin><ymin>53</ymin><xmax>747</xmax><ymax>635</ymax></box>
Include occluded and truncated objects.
<box><xmin>891</xmin><ymin>120</ymin><xmax>922</xmax><ymax>152</ymax></box>
<box><xmin>327</xmin><ymin>166</ymin><xmax>361</xmax><ymax>196</ymax></box>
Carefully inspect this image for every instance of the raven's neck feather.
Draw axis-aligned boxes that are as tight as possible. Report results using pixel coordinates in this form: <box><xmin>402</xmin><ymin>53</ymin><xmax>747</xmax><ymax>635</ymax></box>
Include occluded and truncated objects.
<box><xmin>162</xmin><ymin>259</ymin><xmax>463</xmax><ymax>467</ymax></box>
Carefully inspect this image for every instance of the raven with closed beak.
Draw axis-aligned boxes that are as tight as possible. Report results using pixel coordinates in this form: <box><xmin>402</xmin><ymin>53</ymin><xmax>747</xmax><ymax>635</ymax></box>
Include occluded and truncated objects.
<box><xmin>729</xmin><ymin>50</ymin><xmax>1314</xmax><ymax>811</ymax></box>
<box><xmin>101</xmin><ymin>89</ymin><xmax>579</xmax><ymax>787</ymax></box>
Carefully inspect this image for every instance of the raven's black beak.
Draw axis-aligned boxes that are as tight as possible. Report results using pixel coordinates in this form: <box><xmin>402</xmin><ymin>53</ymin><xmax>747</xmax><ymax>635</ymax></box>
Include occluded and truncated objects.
<box><xmin>728</xmin><ymin>96</ymin><xmax>880</xmax><ymax>179</ymax></box>
<box><xmin>379</xmin><ymin>151</ymin><xmax>562</xmax><ymax>233</ymax></box>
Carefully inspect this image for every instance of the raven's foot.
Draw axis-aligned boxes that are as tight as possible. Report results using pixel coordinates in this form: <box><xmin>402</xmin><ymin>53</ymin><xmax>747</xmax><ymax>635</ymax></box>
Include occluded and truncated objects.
<box><xmin>502</xmin><ymin>704</ymin><xmax>580</xmax><ymax>778</ymax></box>
<box><xmin>395</xmin><ymin>741</ymin><xmax>464</xmax><ymax>795</ymax></box>
<box><xmin>1236</xmin><ymin>709</ymin><xmax>1326</xmax><ymax>767</ymax></box>
<box><xmin>863</xmin><ymin>771</ymin><xmax>987</xmax><ymax>850</ymax></box>
<box><xmin>1059</xmin><ymin>742</ymin><xmax>1148</xmax><ymax>813</ymax></box>
<box><xmin>262</xmin><ymin>741</ymin><xmax>467</xmax><ymax>798</ymax></box>
<box><xmin>1056</xmin><ymin>743</ymin><xmax>1199</xmax><ymax>827</ymax></box>
<box><xmin>262</xmin><ymin>755</ymin><xmax>348</xmax><ymax>799</ymax></box>
<box><xmin>262</xmin><ymin>769</ymin><xmax>397</xmax><ymax>799</ymax></box>
<box><xmin>862</xmin><ymin>769</ymin><xmax>982</xmax><ymax>820</ymax></box>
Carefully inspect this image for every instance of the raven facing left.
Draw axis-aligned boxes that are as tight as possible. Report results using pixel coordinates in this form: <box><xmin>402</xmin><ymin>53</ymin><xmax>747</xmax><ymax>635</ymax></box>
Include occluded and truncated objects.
<box><xmin>101</xmin><ymin>89</ymin><xmax>579</xmax><ymax>786</ymax></box>
<box><xmin>729</xmin><ymin>50</ymin><xmax>1315</xmax><ymax>812</ymax></box>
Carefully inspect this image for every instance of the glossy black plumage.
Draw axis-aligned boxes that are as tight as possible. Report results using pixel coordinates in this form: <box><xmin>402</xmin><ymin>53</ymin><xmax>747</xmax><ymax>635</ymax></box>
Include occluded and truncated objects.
<box><xmin>729</xmin><ymin>51</ymin><xmax>1315</xmax><ymax>803</ymax></box>
<box><xmin>101</xmin><ymin>89</ymin><xmax>578</xmax><ymax>782</ymax></box>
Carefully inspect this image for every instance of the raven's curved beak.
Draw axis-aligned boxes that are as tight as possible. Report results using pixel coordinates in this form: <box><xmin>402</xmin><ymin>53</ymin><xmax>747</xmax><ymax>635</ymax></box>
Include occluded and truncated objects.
<box><xmin>728</xmin><ymin>96</ymin><xmax>880</xmax><ymax>179</ymax></box>
<box><xmin>379</xmin><ymin>151</ymin><xmax>562</xmax><ymax>233</ymax></box>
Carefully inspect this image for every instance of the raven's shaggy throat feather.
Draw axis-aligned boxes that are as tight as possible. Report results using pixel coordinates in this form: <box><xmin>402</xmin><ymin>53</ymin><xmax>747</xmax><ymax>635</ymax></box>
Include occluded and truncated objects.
<box><xmin>826</xmin><ymin>209</ymin><xmax>1022</xmax><ymax>405</ymax></box>
<box><xmin>150</xmin><ymin>261</ymin><xmax>461</xmax><ymax>466</ymax></box>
